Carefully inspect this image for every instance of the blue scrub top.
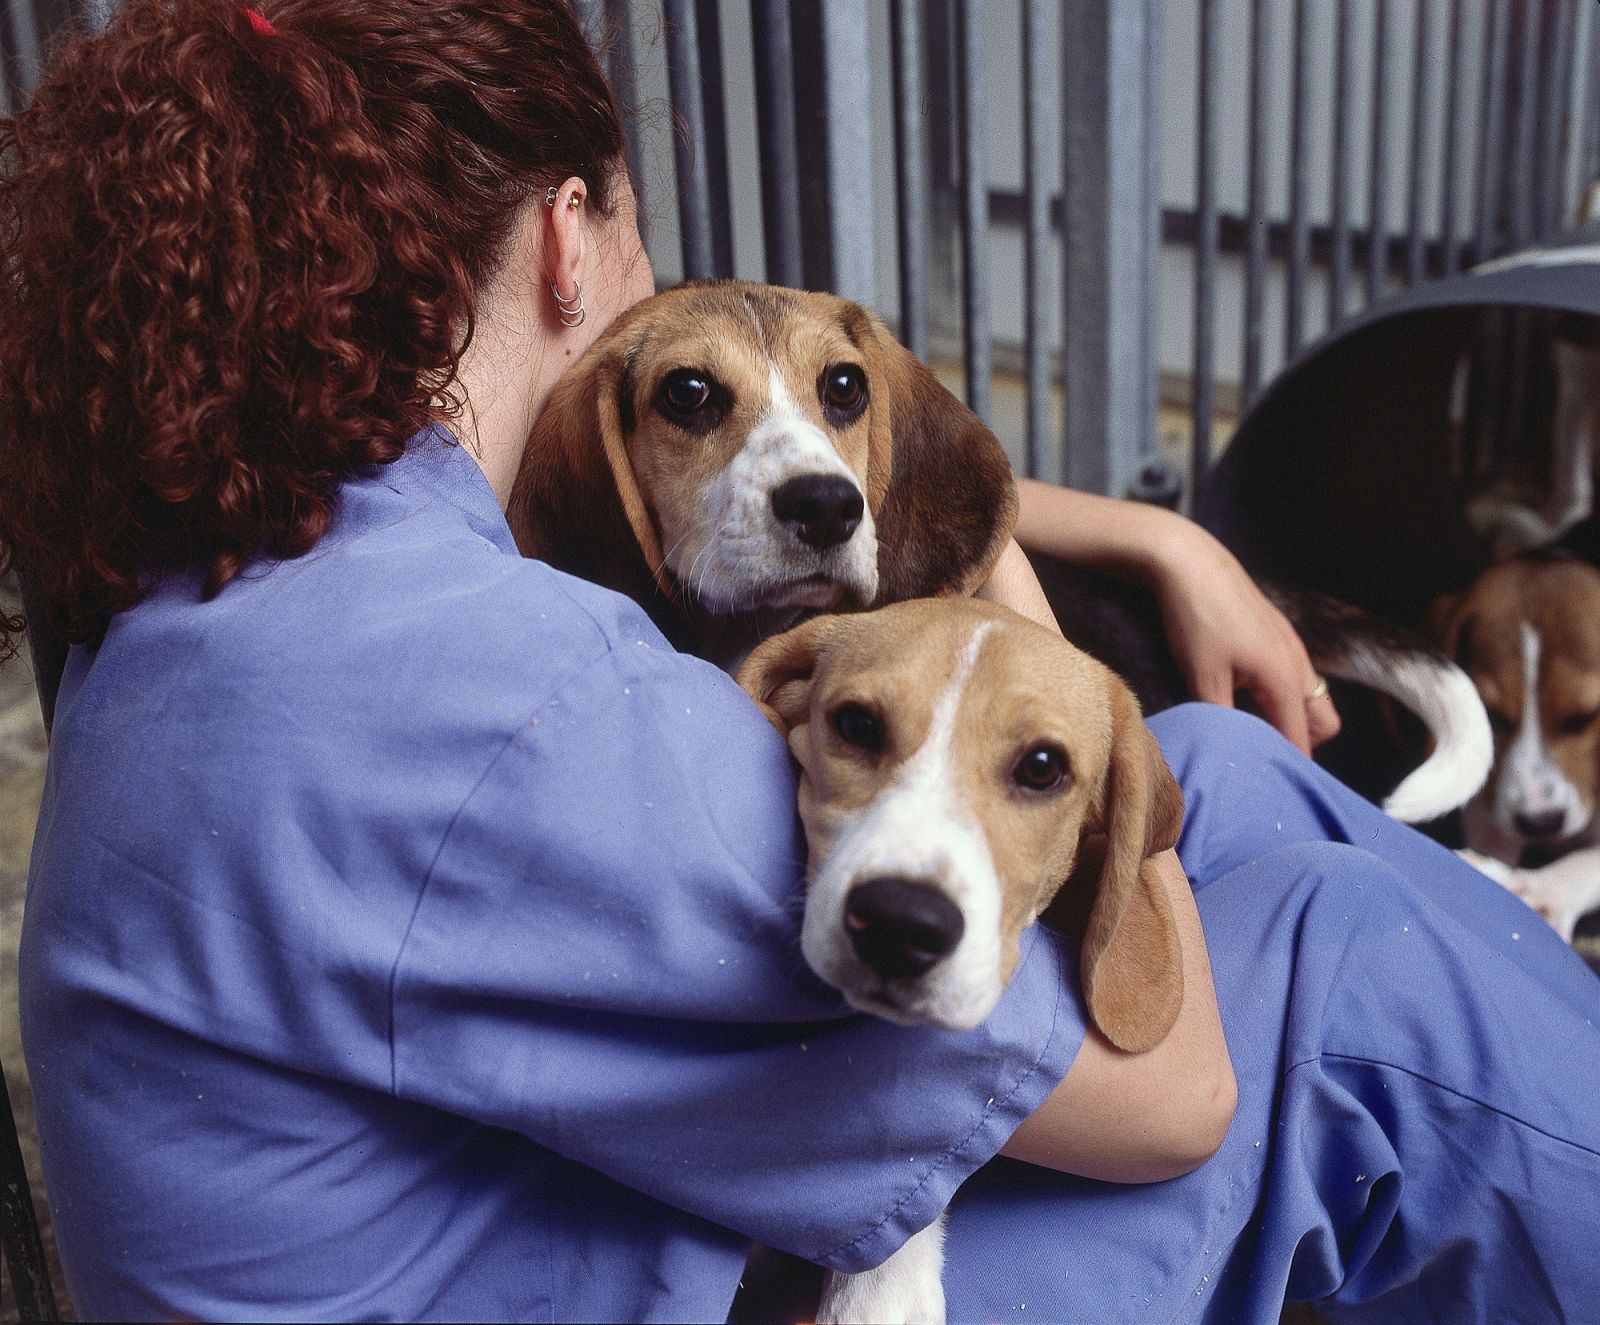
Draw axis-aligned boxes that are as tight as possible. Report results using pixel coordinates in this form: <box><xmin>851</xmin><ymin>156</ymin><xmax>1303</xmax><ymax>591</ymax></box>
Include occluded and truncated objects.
<box><xmin>23</xmin><ymin>430</ymin><xmax>1600</xmax><ymax>1323</ymax></box>
<box><xmin>19</xmin><ymin>431</ymin><xmax>1083</xmax><ymax>1322</ymax></box>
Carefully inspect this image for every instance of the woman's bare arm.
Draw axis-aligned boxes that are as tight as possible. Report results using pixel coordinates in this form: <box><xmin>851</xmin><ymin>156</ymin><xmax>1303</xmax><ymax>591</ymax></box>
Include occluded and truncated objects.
<box><xmin>981</xmin><ymin>534</ymin><xmax>1236</xmax><ymax>1181</ymax></box>
<box><xmin>1012</xmin><ymin>478</ymin><xmax>1339</xmax><ymax>755</ymax></box>
<box><xmin>1003</xmin><ymin>848</ymin><xmax>1236</xmax><ymax>1183</ymax></box>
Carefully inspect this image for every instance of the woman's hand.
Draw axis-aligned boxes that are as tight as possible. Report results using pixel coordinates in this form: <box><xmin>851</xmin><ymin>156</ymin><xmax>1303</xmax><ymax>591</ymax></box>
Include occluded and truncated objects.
<box><xmin>1145</xmin><ymin>515</ymin><xmax>1340</xmax><ymax>756</ymax></box>
<box><xmin>1012</xmin><ymin>479</ymin><xmax>1339</xmax><ymax>755</ymax></box>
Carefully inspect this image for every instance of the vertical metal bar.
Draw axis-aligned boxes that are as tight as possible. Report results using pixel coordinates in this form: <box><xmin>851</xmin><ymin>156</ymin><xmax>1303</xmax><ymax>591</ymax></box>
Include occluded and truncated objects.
<box><xmin>1505</xmin><ymin>0</ymin><xmax>1542</xmax><ymax>251</ymax></box>
<box><xmin>4</xmin><ymin>0</ymin><xmax>43</xmax><ymax>100</ymax></box>
<box><xmin>663</xmin><ymin>0</ymin><xmax>719</xmax><ymax>280</ymax></box>
<box><xmin>568</xmin><ymin>0</ymin><xmax>604</xmax><ymax>43</ymax></box>
<box><xmin>1286</xmin><ymin>0</ymin><xmax>1314</xmax><ymax>360</ymax></box>
<box><xmin>955</xmin><ymin>0</ymin><xmax>987</xmax><ymax>421</ymax></box>
<box><xmin>820</xmin><ymin>0</ymin><xmax>877</xmax><ymax>306</ymax></box>
<box><xmin>890</xmin><ymin>0</ymin><xmax>929</xmax><ymax>358</ymax></box>
<box><xmin>791</xmin><ymin>0</ymin><xmax>877</xmax><ymax>304</ymax></box>
<box><xmin>1588</xmin><ymin>11</ymin><xmax>1600</xmax><ymax>195</ymax></box>
<box><xmin>1439</xmin><ymin>0</ymin><xmax>1468</xmax><ymax>274</ymax></box>
<box><xmin>75</xmin><ymin>0</ymin><xmax>114</xmax><ymax>32</ymax></box>
<box><xmin>1474</xmin><ymin>0</ymin><xmax>1510</xmax><ymax>264</ymax></box>
<box><xmin>1242</xmin><ymin>0</ymin><xmax>1271</xmax><ymax>405</ymax></box>
<box><xmin>1021</xmin><ymin>0</ymin><xmax>1052</xmax><ymax>479</ymax></box>
<box><xmin>751</xmin><ymin>0</ymin><xmax>804</xmax><ymax>288</ymax></box>
<box><xmin>1191</xmin><ymin>0</ymin><xmax>1220</xmax><ymax>499</ymax></box>
<box><xmin>1562</xmin><ymin>0</ymin><xmax>1595</xmax><ymax>224</ymax></box>
<box><xmin>1139</xmin><ymin>0</ymin><xmax>1166</xmax><ymax>504</ymax></box>
<box><xmin>1061</xmin><ymin>0</ymin><xmax>1164</xmax><ymax>500</ymax></box>
<box><xmin>1366</xmin><ymin>0</ymin><xmax>1392</xmax><ymax>306</ymax></box>
<box><xmin>1406</xmin><ymin>0</ymin><xmax>1437</xmax><ymax>283</ymax></box>
<box><xmin>692</xmin><ymin>0</ymin><xmax>733</xmax><ymax>273</ymax></box>
<box><xmin>1535</xmin><ymin>0</ymin><xmax>1574</xmax><ymax>240</ymax></box>
<box><xmin>1330</xmin><ymin>0</ymin><xmax>1357</xmax><ymax>325</ymax></box>
<box><xmin>600</xmin><ymin>0</ymin><xmax>648</xmax><ymax>227</ymax></box>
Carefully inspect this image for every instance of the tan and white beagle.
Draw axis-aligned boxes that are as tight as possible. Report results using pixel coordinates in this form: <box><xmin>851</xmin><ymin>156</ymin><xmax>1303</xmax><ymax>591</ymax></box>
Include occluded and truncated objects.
<box><xmin>509</xmin><ymin>280</ymin><xmax>1017</xmax><ymax>664</ymax></box>
<box><xmin>1435</xmin><ymin>554</ymin><xmax>1600</xmax><ymax>942</ymax></box>
<box><xmin>737</xmin><ymin>596</ymin><xmax>1184</xmax><ymax>1325</ymax></box>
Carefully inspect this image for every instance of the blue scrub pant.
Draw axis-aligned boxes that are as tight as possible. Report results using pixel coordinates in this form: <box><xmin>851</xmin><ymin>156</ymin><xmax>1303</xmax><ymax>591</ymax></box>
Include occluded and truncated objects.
<box><xmin>942</xmin><ymin>705</ymin><xmax>1600</xmax><ymax>1324</ymax></box>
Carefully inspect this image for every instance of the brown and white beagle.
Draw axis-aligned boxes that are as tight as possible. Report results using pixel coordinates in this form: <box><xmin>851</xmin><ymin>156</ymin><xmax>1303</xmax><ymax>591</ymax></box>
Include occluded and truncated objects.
<box><xmin>737</xmin><ymin>595</ymin><xmax>1184</xmax><ymax>1325</ymax></box>
<box><xmin>1435</xmin><ymin>554</ymin><xmax>1600</xmax><ymax>942</ymax></box>
<box><xmin>509</xmin><ymin>280</ymin><xmax>1016</xmax><ymax>666</ymax></box>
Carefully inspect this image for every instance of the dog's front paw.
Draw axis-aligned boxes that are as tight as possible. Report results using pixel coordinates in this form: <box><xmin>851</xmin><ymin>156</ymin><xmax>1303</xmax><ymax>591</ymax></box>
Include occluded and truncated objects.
<box><xmin>816</xmin><ymin>1218</ymin><xmax>946</xmax><ymax>1325</ymax></box>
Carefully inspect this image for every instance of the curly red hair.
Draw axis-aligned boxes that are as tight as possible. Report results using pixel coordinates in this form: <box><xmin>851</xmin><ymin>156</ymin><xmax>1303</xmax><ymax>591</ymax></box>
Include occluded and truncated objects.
<box><xmin>0</xmin><ymin>0</ymin><xmax>624</xmax><ymax>659</ymax></box>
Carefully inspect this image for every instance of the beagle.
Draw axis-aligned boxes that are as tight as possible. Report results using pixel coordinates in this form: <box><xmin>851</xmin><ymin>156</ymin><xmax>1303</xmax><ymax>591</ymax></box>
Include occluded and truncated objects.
<box><xmin>509</xmin><ymin>281</ymin><xmax>1016</xmax><ymax>666</ymax></box>
<box><xmin>737</xmin><ymin>596</ymin><xmax>1184</xmax><ymax>1325</ymax></box>
<box><xmin>1435</xmin><ymin>554</ymin><xmax>1600</xmax><ymax>943</ymax></box>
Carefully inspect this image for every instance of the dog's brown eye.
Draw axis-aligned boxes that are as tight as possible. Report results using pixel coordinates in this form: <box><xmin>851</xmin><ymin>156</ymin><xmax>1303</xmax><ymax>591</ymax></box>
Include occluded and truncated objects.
<box><xmin>661</xmin><ymin>370</ymin><xmax>712</xmax><ymax>414</ymax></box>
<box><xmin>1487</xmin><ymin>708</ymin><xmax>1514</xmax><ymax>736</ymax></box>
<box><xmin>1558</xmin><ymin>707</ymin><xmax>1600</xmax><ymax>736</ymax></box>
<box><xmin>820</xmin><ymin>364</ymin><xmax>867</xmax><ymax>422</ymax></box>
<box><xmin>1013</xmin><ymin>745</ymin><xmax>1071</xmax><ymax>794</ymax></box>
<box><xmin>832</xmin><ymin>702</ymin><xmax>885</xmax><ymax>754</ymax></box>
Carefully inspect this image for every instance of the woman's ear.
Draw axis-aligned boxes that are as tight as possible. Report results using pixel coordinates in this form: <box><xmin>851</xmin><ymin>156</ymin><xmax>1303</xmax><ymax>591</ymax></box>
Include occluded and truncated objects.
<box><xmin>1081</xmin><ymin>684</ymin><xmax>1186</xmax><ymax>1054</ymax></box>
<box><xmin>847</xmin><ymin>304</ymin><xmax>1019</xmax><ymax>602</ymax></box>
<box><xmin>543</xmin><ymin>175</ymin><xmax>589</xmax><ymax>324</ymax></box>
<box><xmin>735</xmin><ymin>615</ymin><xmax>841</xmax><ymax>735</ymax></box>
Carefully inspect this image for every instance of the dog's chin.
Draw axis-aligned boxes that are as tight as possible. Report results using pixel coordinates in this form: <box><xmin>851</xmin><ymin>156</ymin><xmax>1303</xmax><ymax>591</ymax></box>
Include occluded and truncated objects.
<box><xmin>835</xmin><ymin>978</ymin><xmax>995</xmax><ymax>1032</ymax></box>
<box><xmin>692</xmin><ymin>571</ymin><xmax>874</xmax><ymax>618</ymax></box>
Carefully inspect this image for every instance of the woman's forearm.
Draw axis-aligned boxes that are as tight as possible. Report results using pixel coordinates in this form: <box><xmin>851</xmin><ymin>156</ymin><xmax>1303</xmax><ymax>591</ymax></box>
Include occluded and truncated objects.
<box><xmin>1012</xmin><ymin>477</ymin><xmax>1188</xmax><ymax>583</ymax></box>
<box><xmin>1001</xmin><ymin>848</ymin><xmax>1236</xmax><ymax>1183</ymax></box>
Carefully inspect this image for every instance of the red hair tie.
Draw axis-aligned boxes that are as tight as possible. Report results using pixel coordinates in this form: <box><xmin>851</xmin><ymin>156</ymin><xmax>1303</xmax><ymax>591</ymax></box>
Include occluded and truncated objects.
<box><xmin>245</xmin><ymin>8</ymin><xmax>277</xmax><ymax>35</ymax></box>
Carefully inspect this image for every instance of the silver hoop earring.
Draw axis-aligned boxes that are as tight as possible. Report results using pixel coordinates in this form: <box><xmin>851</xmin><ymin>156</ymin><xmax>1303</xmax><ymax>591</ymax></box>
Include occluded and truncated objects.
<box><xmin>551</xmin><ymin>280</ymin><xmax>586</xmax><ymax>328</ymax></box>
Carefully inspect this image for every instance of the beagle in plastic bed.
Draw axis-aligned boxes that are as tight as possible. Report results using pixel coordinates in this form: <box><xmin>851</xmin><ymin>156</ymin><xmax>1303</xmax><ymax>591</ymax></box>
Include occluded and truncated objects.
<box><xmin>736</xmin><ymin>595</ymin><xmax>1184</xmax><ymax>1325</ymax></box>
<box><xmin>1436</xmin><ymin>554</ymin><xmax>1600</xmax><ymax>944</ymax></box>
<box><xmin>508</xmin><ymin>280</ymin><xmax>1017</xmax><ymax>667</ymax></box>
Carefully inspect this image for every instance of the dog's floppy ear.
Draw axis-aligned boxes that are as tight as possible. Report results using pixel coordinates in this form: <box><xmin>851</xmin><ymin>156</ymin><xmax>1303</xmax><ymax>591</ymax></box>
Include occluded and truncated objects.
<box><xmin>508</xmin><ymin>328</ymin><xmax>670</xmax><ymax>604</ymax></box>
<box><xmin>736</xmin><ymin>614</ymin><xmax>842</xmax><ymax>735</ymax></box>
<box><xmin>848</xmin><ymin>306</ymin><xmax>1019</xmax><ymax>602</ymax></box>
<box><xmin>1081</xmin><ymin>684</ymin><xmax>1186</xmax><ymax>1053</ymax></box>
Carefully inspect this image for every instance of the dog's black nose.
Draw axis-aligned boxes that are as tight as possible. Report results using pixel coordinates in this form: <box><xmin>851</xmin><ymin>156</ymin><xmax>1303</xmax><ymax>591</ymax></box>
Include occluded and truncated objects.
<box><xmin>843</xmin><ymin>877</ymin><xmax>965</xmax><ymax>980</ymax></box>
<box><xmin>771</xmin><ymin>475</ymin><xmax>864</xmax><ymax>549</ymax></box>
<box><xmin>1513</xmin><ymin>808</ymin><xmax>1565</xmax><ymax>839</ymax></box>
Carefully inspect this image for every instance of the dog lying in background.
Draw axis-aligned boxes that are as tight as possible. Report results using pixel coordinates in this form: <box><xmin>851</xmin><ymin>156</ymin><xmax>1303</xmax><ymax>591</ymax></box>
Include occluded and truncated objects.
<box><xmin>509</xmin><ymin>279</ymin><xmax>1488</xmax><ymax>824</ymax></box>
<box><xmin>1434</xmin><ymin>554</ymin><xmax>1600</xmax><ymax>944</ymax></box>
<box><xmin>737</xmin><ymin>596</ymin><xmax>1184</xmax><ymax>1325</ymax></box>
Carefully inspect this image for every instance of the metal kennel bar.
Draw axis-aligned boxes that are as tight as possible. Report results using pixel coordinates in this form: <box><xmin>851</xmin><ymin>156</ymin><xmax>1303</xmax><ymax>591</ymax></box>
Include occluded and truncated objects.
<box><xmin>1190</xmin><ymin>0</ymin><xmax>1220</xmax><ymax>501</ymax></box>
<box><xmin>955</xmin><ymin>0</ymin><xmax>987</xmax><ymax>424</ymax></box>
<box><xmin>1367</xmin><ymin>0</ymin><xmax>1393</xmax><ymax>306</ymax></box>
<box><xmin>1475</xmin><ymin>0</ymin><xmax>1512</xmax><ymax>266</ymax></box>
<box><xmin>1285</xmin><ymin>0</ymin><xmax>1315</xmax><ymax>362</ymax></box>
<box><xmin>750</xmin><ymin>0</ymin><xmax>804</xmax><ymax>290</ymax></box>
<box><xmin>1020</xmin><ymin>0</ymin><xmax>1052</xmax><ymax>480</ymax></box>
<box><xmin>1240</xmin><ymin>0</ymin><xmax>1272</xmax><ymax>406</ymax></box>
<box><xmin>887</xmin><ymin>0</ymin><xmax>929</xmax><ymax>363</ymax></box>
<box><xmin>1329</xmin><ymin>0</ymin><xmax>1358</xmax><ymax>329</ymax></box>
<box><xmin>1404</xmin><ymin>0</ymin><xmax>1436</xmax><ymax>287</ymax></box>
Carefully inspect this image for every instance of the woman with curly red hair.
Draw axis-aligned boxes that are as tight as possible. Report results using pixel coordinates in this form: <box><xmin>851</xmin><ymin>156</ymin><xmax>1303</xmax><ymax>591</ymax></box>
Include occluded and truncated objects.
<box><xmin>5</xmin><ymin>3</ymin><xmax>1599</xmax><ymax>1323</ymax></box>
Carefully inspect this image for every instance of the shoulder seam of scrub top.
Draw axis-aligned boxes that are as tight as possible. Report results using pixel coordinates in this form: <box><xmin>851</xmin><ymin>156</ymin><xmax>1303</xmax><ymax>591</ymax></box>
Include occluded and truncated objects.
<box><xmin>383</xmin><ymin>625</ymin><xmax>623</xmax><ymax>1095</ymax></box>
